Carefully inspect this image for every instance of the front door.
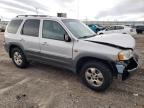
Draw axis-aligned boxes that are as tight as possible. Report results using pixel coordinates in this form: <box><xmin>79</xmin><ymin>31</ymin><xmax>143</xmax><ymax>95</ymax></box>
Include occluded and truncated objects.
<box><xmin>40</xmin><ymin>20</ymin><xmax>73</xmax><ymax>67</ymax></box>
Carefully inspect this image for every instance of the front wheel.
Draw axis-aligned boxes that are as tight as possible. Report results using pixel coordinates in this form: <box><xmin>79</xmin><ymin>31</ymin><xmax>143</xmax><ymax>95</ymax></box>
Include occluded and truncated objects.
<box><xmin>80</xmin><ymin>61</ymin><xmax>112</xmax><ymax>91</ymax></box>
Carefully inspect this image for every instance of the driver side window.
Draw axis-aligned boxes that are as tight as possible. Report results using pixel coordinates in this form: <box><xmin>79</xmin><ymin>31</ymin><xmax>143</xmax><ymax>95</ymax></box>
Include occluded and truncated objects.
<box><xmin>42</xmin><ymin>20</ymin><xmax>66</xmax><ymax>41</ymax></box>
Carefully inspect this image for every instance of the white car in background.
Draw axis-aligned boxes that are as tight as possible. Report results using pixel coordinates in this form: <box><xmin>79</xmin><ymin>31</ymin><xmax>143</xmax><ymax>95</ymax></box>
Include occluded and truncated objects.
<box><xmin>97</xmin><ymin>25</ymin><xmax>137</xmax><ymax>36</ymax></box>
<box><xmin>0</xmin><ymin>21</ymin><xmax>8</xmax><ymax>32</ymax></box>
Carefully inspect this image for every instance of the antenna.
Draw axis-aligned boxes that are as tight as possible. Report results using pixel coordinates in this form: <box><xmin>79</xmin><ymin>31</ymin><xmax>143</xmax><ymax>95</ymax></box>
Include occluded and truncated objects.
<box><xmin>77</xmin><ymin>0</ymin><xmax>79</xmax><ymax>19</ymax></box>
<box><xmin>34</xmin><ymin>7</ymin><xmax>39</xmax><ymax>15</ymax></box>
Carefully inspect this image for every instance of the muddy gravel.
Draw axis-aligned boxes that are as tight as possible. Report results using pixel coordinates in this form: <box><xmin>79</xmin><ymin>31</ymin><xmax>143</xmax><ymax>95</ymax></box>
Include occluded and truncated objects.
<box><xmin>0</xmin><ymin>32</ymin><xmax>144</xmax><ymax>108</ymax></box>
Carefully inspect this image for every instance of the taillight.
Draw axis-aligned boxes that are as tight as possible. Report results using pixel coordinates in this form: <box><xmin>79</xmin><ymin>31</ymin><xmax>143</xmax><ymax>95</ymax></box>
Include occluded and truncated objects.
<box><xmin>130</xmin><ymin>29</ymin><xmax>133</xmax><ymax>32</ymax></box>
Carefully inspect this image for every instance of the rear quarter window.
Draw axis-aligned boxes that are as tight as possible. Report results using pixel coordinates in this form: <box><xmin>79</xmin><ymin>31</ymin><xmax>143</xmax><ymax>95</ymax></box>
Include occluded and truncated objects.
<box><xmin>7</xmin><ymin>20</ymin><xmax>23</xmax><ymax>34</ymax></box>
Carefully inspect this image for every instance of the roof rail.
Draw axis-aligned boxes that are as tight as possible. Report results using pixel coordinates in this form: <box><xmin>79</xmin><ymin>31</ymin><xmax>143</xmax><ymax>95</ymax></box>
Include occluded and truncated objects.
<box><xmin>16</xmin><ymin>15</ymin><xmax>49</xmax><ymax>18</ymax></box>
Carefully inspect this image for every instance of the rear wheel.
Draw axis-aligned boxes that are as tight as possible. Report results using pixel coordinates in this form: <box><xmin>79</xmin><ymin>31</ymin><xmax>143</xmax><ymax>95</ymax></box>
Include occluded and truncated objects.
<box><xmin>80</xmin><ymin>61</ymin><xmax>112</xmax><ymax>91</ymax></box>
<box><xmin>11</xmin><ymin>47</ymin><xmax>28</xmax><ymax>68</ymax></box>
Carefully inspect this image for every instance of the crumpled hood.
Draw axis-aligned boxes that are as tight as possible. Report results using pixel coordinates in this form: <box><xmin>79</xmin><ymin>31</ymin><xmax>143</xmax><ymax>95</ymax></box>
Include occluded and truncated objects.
<box><xmin>85</xmin><ymin>33</ymin><xmax>135</xmax><ymax>49</ymax></box>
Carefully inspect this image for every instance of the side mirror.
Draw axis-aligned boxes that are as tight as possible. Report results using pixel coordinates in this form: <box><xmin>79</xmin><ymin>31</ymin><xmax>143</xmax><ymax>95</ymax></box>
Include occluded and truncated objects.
<box><xmin>64</xmin><ymin>34</ymin><xmax>71</xmax><ymax>42</ymax></box>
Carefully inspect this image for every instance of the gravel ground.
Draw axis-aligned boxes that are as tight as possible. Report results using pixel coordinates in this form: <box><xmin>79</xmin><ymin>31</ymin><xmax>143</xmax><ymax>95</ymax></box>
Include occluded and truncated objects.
<box><xmin>0</xmin><ymin>32</ymin><xmax>144</xmax><ymax>108</ymax></box>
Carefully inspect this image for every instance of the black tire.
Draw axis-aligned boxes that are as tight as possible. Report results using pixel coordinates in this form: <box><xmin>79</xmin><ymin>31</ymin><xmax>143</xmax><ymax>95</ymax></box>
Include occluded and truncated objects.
<box><xmin>137</xmin><ymin>30</ymin><xmax>142</xmax><ymax>34</ymax></box>
<box><xmin>1</xmin><ymin>29</ymin><xmax>5</xmax><ymax>32</ymax></box>
<box><xmin>99</xmin><ymin>33</ymin><xmax>103</xmax><ymax>35</ymax></box>
<box><xmin>123</xmin><ymin>33</ymin><xmax>127</xmax><ymax>34</ymax></box>
<box><xmin>80</xmin><ymin>61</ymin><xmax>112</xmax><ymax>91</ymax></box>
<box><xmin>11</xmin><ymin>47</ymin><xmax>28</xmax><ymax>68</ymax></box>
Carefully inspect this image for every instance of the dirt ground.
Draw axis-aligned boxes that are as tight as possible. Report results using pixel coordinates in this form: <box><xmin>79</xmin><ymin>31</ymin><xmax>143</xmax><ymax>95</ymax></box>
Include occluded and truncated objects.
<box><xmin>0</xmin><ymin>32</ymin><xmax>144</xmax><ymax>108</ymax></box>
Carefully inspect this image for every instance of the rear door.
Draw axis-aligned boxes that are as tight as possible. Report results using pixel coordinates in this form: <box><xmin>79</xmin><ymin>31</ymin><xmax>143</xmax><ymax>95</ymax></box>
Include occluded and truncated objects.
<box><xmin>20</xmin><ymin>19</ymin><xmax>40</xmax><ymax>58</ymax></box>
<box><xmin>40</xmin><ymin>20</ymin><xmax>73</xmax><ymax>67</ymax></box>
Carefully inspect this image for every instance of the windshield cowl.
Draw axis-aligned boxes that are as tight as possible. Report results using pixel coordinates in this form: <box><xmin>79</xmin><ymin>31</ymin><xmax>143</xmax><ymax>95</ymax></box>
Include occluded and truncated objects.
<box><xmin>78</xmin><ymin>34</ymin><xmax>97</xmax><ymax>39</ymax></box>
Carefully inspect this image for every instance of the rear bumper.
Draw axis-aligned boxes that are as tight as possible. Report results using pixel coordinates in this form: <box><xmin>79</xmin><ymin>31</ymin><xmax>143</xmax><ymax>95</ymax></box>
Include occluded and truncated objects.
<box><xmin>116</xmin><ymin>54</ymin><xmax>139</xmax><ymax>80</ymax></box>
<box><xmin>3</xmin><ymin>42</ymin><xmax>9</xmax><ymax>53</ymax></box>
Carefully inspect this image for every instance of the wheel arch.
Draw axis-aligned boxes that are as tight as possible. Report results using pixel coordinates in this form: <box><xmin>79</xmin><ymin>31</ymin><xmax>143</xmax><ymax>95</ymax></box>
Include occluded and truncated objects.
<box><xmin>9</xmin><ymin>43</ymin><xmax>25</xmax><ymax>58</ymax></box>
<box><xmin>76</xmin><ymin>56</ymin><xmax>118</xmax><ymax>76</ymax></box>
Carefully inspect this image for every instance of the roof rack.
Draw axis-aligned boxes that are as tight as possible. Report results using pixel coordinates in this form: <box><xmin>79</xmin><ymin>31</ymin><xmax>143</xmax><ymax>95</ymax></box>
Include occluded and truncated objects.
<box><xmin>16</xmin><ymin>15</ymin><xmax>50</xmax><ymax>18</ymax></box>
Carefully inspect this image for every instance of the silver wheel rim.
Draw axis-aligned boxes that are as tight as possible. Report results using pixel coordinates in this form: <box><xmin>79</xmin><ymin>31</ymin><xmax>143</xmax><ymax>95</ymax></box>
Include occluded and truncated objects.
<box><xmin>13</xmin><ymin>52</ymin><xmax>23</xmax><ymax>65</ymax></box>
<box><xmin>85</xmin><ymin>67</ymin><xmax>104</xmax><ymax>87</ymax></box>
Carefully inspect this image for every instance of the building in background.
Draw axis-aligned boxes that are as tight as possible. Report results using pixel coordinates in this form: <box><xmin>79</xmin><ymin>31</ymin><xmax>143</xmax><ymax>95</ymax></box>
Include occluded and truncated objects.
<box><xmin>57</xmin><ymin>13</ymin><xmax>67</xmax><ymax>18</ymax></box>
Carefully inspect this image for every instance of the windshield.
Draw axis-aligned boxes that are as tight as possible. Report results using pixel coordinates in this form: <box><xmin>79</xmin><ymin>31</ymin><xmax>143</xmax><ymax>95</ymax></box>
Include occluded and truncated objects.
<box><xmin>62</xmin><ymin>19</ymin><xmax>96</xmax><ymax>39</ymax></box>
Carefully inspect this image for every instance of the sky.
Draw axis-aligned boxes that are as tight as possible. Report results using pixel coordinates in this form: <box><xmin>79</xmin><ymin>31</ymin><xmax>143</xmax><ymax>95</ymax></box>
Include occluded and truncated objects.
<box><xmin>0</xmin><ymin>0</ymin><xmax>144</xmax><ymax>21</ymax></box>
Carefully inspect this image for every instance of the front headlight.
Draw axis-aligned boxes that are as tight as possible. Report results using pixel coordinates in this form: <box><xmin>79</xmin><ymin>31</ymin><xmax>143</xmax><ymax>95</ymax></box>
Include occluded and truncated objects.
<box><xmin>118</xmin><ymin>50</ymin><xmax>133</xmax><ymax>61</ymax></box>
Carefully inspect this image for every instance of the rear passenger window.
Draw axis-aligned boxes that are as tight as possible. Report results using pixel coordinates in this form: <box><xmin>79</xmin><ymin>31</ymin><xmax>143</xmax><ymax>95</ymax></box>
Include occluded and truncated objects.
<box><xmin>21</xmin><ymin>19</ymin><xmax>40</xmax><ymax>37</ymax></box>
<box><xmin>7</xmin><ymin>20</ymin><xmax>23</xmax><ymax>34</ymax></box>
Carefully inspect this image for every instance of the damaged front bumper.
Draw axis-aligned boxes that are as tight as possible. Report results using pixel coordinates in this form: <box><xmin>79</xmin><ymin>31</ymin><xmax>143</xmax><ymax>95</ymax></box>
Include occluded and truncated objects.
<box><xmin>116</xmin><ymin>54</ymin><xmax>139</xmax><ymax>80</ymax></box>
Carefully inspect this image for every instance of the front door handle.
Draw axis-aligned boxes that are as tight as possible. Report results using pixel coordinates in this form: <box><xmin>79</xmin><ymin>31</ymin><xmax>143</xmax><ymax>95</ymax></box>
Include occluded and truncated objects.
<box><xmin>19</xmin><ymin>39</ymin><xmax>24</xmax><ymax>41</ymax></box>
<box><xmin>42</xmin><ymin>42</ymin><xmax>47</xmax><ymax>45</ymax></box>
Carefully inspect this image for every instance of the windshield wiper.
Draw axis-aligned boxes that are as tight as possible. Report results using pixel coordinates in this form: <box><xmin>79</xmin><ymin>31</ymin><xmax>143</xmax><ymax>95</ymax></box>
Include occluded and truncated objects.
<box><xmin>79</xmin><ymin>34</ymin><xmax>96</xmax><ymax>39</ymax></box>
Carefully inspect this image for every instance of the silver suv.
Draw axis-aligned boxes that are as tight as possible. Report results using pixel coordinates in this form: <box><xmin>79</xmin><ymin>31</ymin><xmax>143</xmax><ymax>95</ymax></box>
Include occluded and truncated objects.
<box><xmin>4</xmin><ymin>15</ymin><xmax>138</xmax><ymax>91</ymax></box>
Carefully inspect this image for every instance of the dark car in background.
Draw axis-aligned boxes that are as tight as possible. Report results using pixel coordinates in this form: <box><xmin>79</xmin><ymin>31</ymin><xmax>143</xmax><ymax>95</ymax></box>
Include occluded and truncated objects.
<box><xmin>134</xmin><ymin>25</ymin><xmax>144</xmax><ymax>34</ymax></box>
<box><xmin>87</xmin><ymin>24</ymin><xmax>105</xmax><ymax>33</ymax></box>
